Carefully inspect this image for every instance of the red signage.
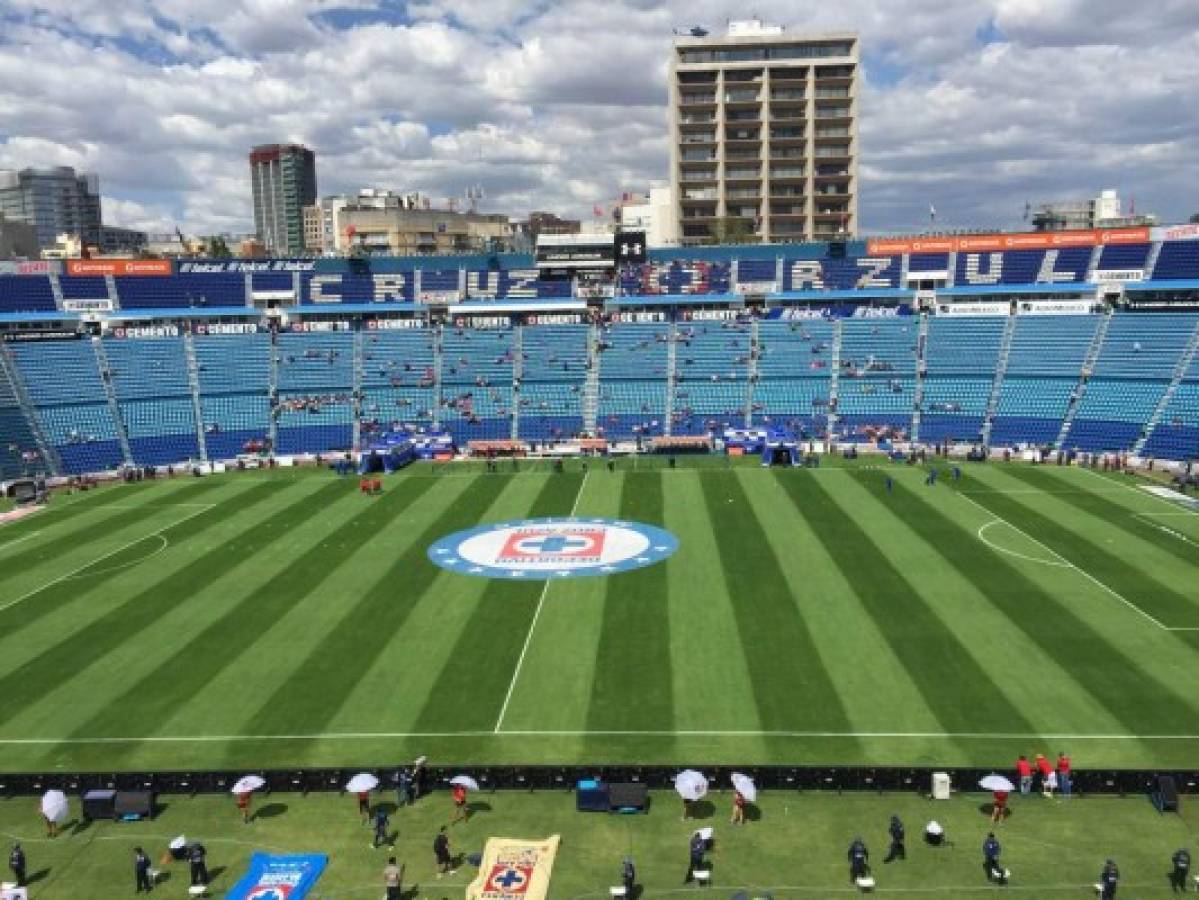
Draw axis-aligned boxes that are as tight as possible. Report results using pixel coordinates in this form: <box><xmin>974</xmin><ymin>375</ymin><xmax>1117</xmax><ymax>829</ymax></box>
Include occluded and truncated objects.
<box><xmin>65</xmin><ymin>259</ymin><xmax>172</xmax><ymax>277</ymax></box>
<box><xmin>867</xmin><ymin>227</ymin><xmax>1151</xmax><ymax>256</ymax></box>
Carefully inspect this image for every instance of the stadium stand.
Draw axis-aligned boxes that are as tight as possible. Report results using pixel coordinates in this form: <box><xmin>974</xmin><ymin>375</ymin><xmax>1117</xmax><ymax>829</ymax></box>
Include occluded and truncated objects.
<box><xmin>2</xmin><ymin>236</ymin><xmax>1199</xmax><ymax>474</ymax></box>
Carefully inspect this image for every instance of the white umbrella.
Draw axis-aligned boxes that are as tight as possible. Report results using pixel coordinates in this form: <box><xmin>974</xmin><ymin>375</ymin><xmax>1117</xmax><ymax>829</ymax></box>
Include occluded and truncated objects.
<box><xmin>41</xmin><ymin>790</ymin><xmax>68</xmax><ymax>823</ymax></box>
<box><xmin>231</xmin><ymin>775</ymin><xmax>265</xmax><ymax>795</ymax></box>
<box><xmin>168</xmin><ymin>836</ymin><xmax>187</xmax><ymax>851</ymax></box>
<box><xmin>731</xmin><ymin>773</ymin><xmax>757</xmax><ymax>803</ymax></box>
<box><xmin>674</xmin><ymin>770</ymin><xmax>708</xmax><ymax>802</ymax></box>
<box><xmin>450</xmin><ymin>775</ymin><xmax>480</xmax><ymax>792</ymax></box>
<box><xmin>979</xmin><ymin>774</ymin><xmax>1015</xmax><ymax>792</ymax></box>
<box><xmin>345</xmin><ymin>773</ymin><xmax>380</xmax><ymax>793</ymax></box>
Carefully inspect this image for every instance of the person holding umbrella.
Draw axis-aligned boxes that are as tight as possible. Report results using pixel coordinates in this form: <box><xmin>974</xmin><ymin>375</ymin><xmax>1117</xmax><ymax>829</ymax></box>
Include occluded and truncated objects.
<box><xmin>449</xmin><ymin>775</ymin><xmax>478</xmax><ymax>825</ymax></box>
<box><xmin>41</xmin><ymin>790</ymin><xmax>67</xmax><ymax>838</ymax></box>
<box><xmin>730</xmin><ymin>773</ymin><xmax>755</xmax><ymax>826</ymax></box>
<box><xmin>346</xmin><ymin>773</ymin><xmax>381</xmax><ymax>825</ymax></box>
<box><xmin>980</xmin><ymin>774</ymin><xmax>1015</xmax><ymax>825</ymax></box>
<box><xmin>231</xmin><ymin>775</ymin><xmax>265</xmax><ymax>825</ymax></box>
<box><xmin>675</xmin><ymin>770</ymin><xmax>708</xmax><ymax>822</ymax></box>
<box><xmin>8</xmin><ymin>842</ymin><xmax>25</xmax><ymax>887</ymax></box>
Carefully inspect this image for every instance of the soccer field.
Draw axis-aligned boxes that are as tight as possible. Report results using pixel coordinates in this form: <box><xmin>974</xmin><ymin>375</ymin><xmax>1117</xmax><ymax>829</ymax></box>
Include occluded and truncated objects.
<box><xmin>0</xmin><ymin>458</ymin><xmax>1196</xmax><ymax>773</ymax></box>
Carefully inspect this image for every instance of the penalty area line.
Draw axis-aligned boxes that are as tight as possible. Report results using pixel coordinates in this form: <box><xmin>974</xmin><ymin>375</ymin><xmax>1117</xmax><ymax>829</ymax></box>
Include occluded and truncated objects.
<box><xmin>492</xmin><ymin>470</ymin><xmax>589</xmax><ymax>734</ymax></box>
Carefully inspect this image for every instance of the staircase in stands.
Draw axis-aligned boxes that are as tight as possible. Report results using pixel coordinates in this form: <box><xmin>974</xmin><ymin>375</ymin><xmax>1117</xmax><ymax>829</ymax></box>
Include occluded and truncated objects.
<box><xmin>828</xmin><ymin>317</ymin><xmax>844</xmax><ymax>436</ymax></box>
<box><xmin>582</xmin><ymin>322</ymin><xmax>601</xmax><ymax>434</ymax></box>
<box><xmin>1133</xmin><ymin>317</ymin><xmax>1199</xmax><ymax>457</ymax></box>
<box><xmin>267</xmin><ymin>326</ymin><xmax>280</xmax><ymax>451</ymax></box>
<box><xmin>430</xmin><ymin>323</ymin><xmax>444</xmax><ymax>430</ymax></box>
<box><xmin>91</xmin><ymin>337</ymin><xmax>135</xmax><ymax>467</ymax></box>
<box><xmin>351</xmin><ymin>327</ymin><xmax>365</xmax><ymax>451</ymax></box>
<box><xmin>910</xmin><ymin>312</ymin><xmax>930</xmax><ymax>443</ymax></box>
<box><xmin>1054</xmin><ymin>310</ymin><xmax>1113</xmax><ymax>451</ymax></box>
<box><xmin>980</xmin><ymin>312</ymin><xmax>1018</xmax><ymax>447</ymax></box>
<box><xmin>510</xmin><ymin>323</ymin><xmax>524</xmax><ymax>441</ymax></box>
<box><xmin>663</xmin><ymin>320</ymin><xmax>679</xmax><ymax>437</ymax></box>
<box><xmin>743</xmin><ymin>317</ymin><xmax>760</xmax><ymax>428</ymax></box>
<box><xmin>182</xmin><ymin>330</ymin><xmax>208</xmax><ymax>462</ymax></box>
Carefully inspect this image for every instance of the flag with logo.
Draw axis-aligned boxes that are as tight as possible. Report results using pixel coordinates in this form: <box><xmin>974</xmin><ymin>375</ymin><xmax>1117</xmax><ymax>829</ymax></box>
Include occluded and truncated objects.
<box><xmin>225</xmin><ymin>853</ymin><xmax>327</xmax><ymax>900</ymax></box>
<box><xmin>466</xmin><ymin>836</ymin><xmax>560</xmax><ymax>900</ymax></box>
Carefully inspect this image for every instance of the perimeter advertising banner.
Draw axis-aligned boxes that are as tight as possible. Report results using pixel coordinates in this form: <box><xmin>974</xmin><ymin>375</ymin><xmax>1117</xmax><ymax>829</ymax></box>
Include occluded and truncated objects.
<box><xmin>867</xmin><ymin>227</ymin><xmax>1150</xmax><ymax>256</ymax></box>
<box><xmin>466</xmin><ymin>836</ymin><xmax>560</xmax><ymax>900</ymax></box>
<box><xmin>65</xmin><ymin>258</ymin><xmax>172</xmax><ymax>276</ymax></box>
<box><xmin>226</xmin><ymin>853</ymin><xmax>327</xmax><ymax>900</ymax></box>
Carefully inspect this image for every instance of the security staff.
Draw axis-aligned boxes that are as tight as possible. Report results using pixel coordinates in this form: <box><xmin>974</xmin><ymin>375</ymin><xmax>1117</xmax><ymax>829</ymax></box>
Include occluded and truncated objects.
<box><xmin>621</xmin><ymin>857</ymin><xmax>636</xmax><ymax>896</ymax></box>
<box><xmin>1099</xmin><ymin>859</ymin><xmax>1119</xmax><ymax>899</ymax></box>
<box><xmin>983</xmin><ymin>833</ymin><xmax>1006</xmax><ymax>884</ymax></box>
<box><xmin>188</xmin><ymin>841</ymin><xmax>209</xmax><ymax>887</ymax></box>
<box><xmin>1171</xmin><ymin>848</ymin><xmax>1190</xmax><ymax>893</ymax></box>
<box><xmin>884</xmin><ymin>816</ymin><xmax>905</xmax><ymax>863</ymax></box>
<box><xmin>685</xmin><ymin>832</ymin><xmax>705</xmax><ymax>884</ymax></box>
<box><xmin>848</xmin><ymin>837</ymin><xmax>869</xmax><ymax>883</ymax></box>
<box><xmin>134</xmin><ymin>846</ymin><xmax>152</xmax><ymax>893</ymax></box>
<box><xmin>8</xmin><ymin>842</ymin><xmax>25</xmax><ymax>887</ymax></box>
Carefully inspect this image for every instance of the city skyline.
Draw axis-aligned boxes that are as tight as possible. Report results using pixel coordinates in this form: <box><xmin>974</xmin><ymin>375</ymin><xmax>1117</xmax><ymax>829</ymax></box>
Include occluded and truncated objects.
<box><xmin>0</xmin><ymin>0</ymin><xmax>1195</xmax><ymax>239</ymax></box>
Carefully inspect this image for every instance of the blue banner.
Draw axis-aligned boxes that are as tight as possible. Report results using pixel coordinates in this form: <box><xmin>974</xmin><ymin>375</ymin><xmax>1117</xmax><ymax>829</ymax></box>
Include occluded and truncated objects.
<box><xmin>226</xmin><ymin>853</ymin><xmax>328</xmax><ymax>900</ymax></box>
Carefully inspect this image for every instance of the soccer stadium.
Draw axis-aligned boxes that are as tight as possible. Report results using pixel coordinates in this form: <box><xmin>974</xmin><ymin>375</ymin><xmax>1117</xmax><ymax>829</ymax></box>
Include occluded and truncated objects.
<box><xmin>2</xmin><ymin>7</ymin><xmax>1199</xmax><ymax>900</ymax></box>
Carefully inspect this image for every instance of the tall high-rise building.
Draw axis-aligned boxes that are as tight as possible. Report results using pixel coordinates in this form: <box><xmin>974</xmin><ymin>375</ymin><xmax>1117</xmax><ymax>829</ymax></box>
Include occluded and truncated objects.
<box><xmin>669</xmin><ymin>20</ymin><xmax>859</xmax><ymax>245</ymax></box>
<box><xmin>249</xmin><ymin>143</ymin><xmax>317</xmax><ymax>256</ymax></box>
<box><xmin>0</xmin><ymin>166</ymin><xmax>102</xmax><ymax>249</ymax></box>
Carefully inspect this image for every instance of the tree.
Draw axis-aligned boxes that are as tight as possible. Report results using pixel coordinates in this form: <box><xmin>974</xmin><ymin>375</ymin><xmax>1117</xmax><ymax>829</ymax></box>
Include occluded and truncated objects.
<box><xmin>206</xmin><ymin>236</ymin><xmax>232</xmax><ymax>258</ymax></box>
<box><xmin>1190</xmin><ymin>213</ymin><xmax>1199</xmax><ymax>224</ymax></box>
<box><xmin>706</xmin><ymin>217</ymin><xmax>756</xmax><ymax>245</ymax></box>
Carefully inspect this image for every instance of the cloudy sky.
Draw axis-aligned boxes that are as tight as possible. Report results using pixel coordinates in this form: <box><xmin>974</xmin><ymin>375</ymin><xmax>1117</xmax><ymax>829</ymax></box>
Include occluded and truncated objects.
<box><xmin>0</xmin><ymin>0</ymin><xmax>1196</xmax><ymax>238</ymax></box>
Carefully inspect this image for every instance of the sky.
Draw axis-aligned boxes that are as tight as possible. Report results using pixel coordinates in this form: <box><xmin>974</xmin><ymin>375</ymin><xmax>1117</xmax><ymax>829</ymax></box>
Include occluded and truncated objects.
<box><xmin>0</xmin><ymin>0</ymin><xmax>1196</xmax><ymax>238</ymax></box>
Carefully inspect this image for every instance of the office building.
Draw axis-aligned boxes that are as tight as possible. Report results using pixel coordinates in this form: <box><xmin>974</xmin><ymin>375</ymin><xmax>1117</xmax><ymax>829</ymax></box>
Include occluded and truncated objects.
<box><xmin>669</xmin><ymin>19</ymin><xmax>859</xmax><ymax>245</ymax></box>
<box><xmin>249</xmin><ymin>143</ymin><xmax>317</xmax><ymax>256</ymax></box>
<box><xmin>0</xmin><ymin>216</ymin><xmax>38</xmax><ymax>259</ymax></box>
<box><xmin>1031</xmin><ymin>189</ymin><xmax>1157</xmax><ymax>231</ymax></box>
<box><xmin>0</xmin><ymin>166</ymin><xmax>102</xmax><ymax>249</ymax></box>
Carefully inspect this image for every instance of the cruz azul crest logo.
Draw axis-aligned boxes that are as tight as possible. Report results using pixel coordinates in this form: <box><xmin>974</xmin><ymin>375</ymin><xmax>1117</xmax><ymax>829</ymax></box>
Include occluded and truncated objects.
<box><xmin>428</xmin><ymin>517</ymin><xmax>678</xmax><ymax>580</ymax></box>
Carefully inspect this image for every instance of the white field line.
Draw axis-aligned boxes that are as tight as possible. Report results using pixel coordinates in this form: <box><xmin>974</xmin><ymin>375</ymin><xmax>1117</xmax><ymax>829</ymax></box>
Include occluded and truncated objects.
<box><xmin>1133</xmin><ymin>513</ymin><xmax>1199</xmax><ymax>547</ymax></box>
<box><xmin>493</xmin><ymin>470</ymin><xmax>589</xmax><ymax>734</ymax></box>
<box><xmin>0</xmin><ymin>729</ymin><xmax>1197</xmax><ymax>745</ymax></box>
<box><xmin>956</xmin><ymin>491</ymin><xmax>1184</xmax><ymax>631</ymax></box>
<box><xmin>0</xmin><ymin>504</ymin><xmax>215</xmax><ymax>615</ymax></box>
<box><xmin>0</xmin><ymin>531</ymin><xmax>39</xmax><ymax>553</ymax></box>
<box><xmin>976</xmin><ymin>520</ymin><xmax>1072</xmax><ymax>568</ymax></box>
<box><xmin>1075</xmin><ymin>464</ymin><xmax>1199</xmax><ymax>516</ymax></box>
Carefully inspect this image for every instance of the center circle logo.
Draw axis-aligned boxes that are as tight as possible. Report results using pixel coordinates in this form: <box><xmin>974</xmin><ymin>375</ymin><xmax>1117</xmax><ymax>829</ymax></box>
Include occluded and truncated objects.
<box><xmin>428</xmin><ymin>517</ymin><xmax>679</xmax><ymax>580</ymax></box>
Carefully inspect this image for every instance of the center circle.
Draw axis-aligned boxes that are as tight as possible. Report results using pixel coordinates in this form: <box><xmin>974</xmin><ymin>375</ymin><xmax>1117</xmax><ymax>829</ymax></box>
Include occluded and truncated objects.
<box><xmin>428</xmin><ymin>517</ymin><xmax>679</xmax><ymax>580</ymax></box>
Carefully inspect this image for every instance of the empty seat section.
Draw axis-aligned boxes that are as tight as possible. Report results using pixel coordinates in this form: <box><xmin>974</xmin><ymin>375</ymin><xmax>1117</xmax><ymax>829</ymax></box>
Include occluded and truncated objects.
<box><xmin>1064</xmin><ymin>312</ymin><xmax>1197</xmax><ymax>452</ymax></box>
<box><xmin>58</xmin><ymin>276</ymin><xmax>108</xmax><ymax>301</ymax></box>
<box><xmin>921</xmin><ymin>316</ymin><xmax>1006</xmax><ymax>442</ymax></box>
<box><xmin>440</xmin><ymin>326</ymin><xmax>514</xmax><ymax>443</ymax></box>
<box><xmin>0</xmin><ymin>276</ymin><xmax>56</xmax><ymax>312</ymax></box>
<box><xmin>195</xmin><ymin>332</ymin><xmax>271</xmax><ymax>458</ymax></box>
<box><xmin>105</xmin><ymin>337</ymin><xmax>198</xmax><ymax>464</ymax></box>
<box><xmin>752</xmin><ymin>317</ymin><xmax>834</xmax><ymax>435</ymax></box>
<box><xmin>836</xmin><ymin>317</ymin><xmax>917</xmax><ymax>440</ymax></box>
<box><xmin>991</xmin><ymin>315</ymin><xmax>1098</xmax><ymax>445</ymax></box>
<box><xmin>8</xmin><ymin>338</ymin><xmax>122</xmax><ymax>473</ymax></box>
<box><xmin>1150</xmin><ymin>241</ymin><xmax>1199</xmax><ymax>280</ymax></box>
<box><xmin>276</xmin><ymin>331</ymin><xmax>354</xmax><ymax>453</ymax></box>
<box><xmin>0</xmin><ymin>363</ymin><xmax>40</xmax><ymax>478</ymax></box>
<box><xmin>597</xmin><ymin>322</ymin><xmax>669</xmax><ymax>438</ymax></box>
<box><xmin>518</xmin><ymin>324</ymin><xmax>588</xmax><ymax>440</ymax></box>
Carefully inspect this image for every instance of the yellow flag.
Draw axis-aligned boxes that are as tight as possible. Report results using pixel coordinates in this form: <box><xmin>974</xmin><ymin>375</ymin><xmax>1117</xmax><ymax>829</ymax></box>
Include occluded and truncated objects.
<box><xmin>466</xmin><ymin>835</ymin><xmax>561</xmax><ymax>900</ymax></box>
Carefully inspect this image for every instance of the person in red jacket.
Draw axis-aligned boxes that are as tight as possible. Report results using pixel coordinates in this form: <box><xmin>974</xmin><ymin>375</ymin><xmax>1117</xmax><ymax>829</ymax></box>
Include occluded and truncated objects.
<box><xmin>1016</xmin><ymin>755</ymin><xmax>1032</xmax><ymax>795</ymax></box>
<box><xmin>451</xmin><ymin>784</ymin><xmax>468</xmax><ymax>824</ymax></box>
<box><xmin>1057</xmin><ymin>752</ymin><xmax>1072</xmax><ymax>798</ymax></box>
<box><xmin>990</xmin><ymin>790</ymin><xmax>1008</xmax><ymax>824</ymax></box>
<box><xmin>1035</xmin><ymin>754</ymin><xmax>1054</xmax><ymax>797</ymax></box>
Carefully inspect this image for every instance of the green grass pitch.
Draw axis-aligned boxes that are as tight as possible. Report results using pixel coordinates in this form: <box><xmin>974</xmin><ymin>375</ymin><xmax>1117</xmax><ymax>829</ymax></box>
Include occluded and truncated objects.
<box><xmin>0</xmin><ymin>457</ymin><xmax>1196</xmax><ymax>773</ymax></box>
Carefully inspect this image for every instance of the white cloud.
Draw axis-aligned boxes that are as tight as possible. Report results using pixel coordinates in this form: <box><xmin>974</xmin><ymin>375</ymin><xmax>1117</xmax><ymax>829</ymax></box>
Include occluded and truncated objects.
<box><xmin>0</xmin><ymin>0</ymin><xmax>1196</xmax><ymax>236</ymax></box>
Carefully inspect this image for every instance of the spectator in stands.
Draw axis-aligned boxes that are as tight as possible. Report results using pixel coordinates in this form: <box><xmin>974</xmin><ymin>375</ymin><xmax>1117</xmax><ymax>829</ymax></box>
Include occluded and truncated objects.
<box><xmin>1016</xmin><ymin>755</ymin><xmax>1032</xmax><ymax>794</ymax></box>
